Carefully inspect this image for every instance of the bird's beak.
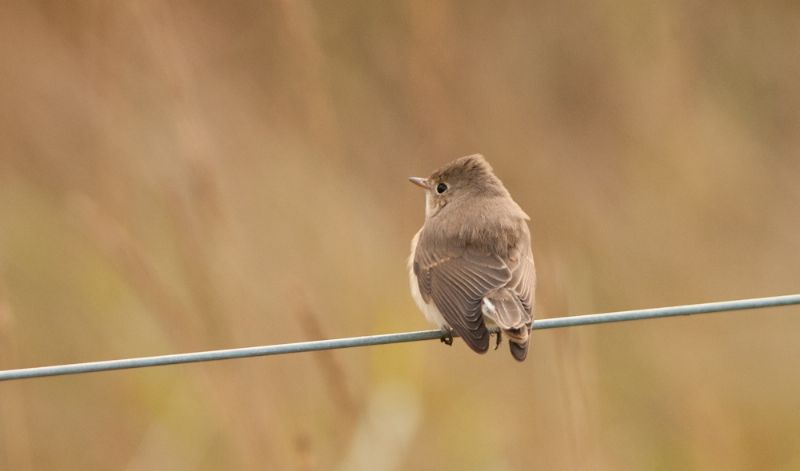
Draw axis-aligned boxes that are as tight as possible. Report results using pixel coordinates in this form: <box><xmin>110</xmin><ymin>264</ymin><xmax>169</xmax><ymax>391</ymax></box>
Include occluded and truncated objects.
<box><xmin>408</xmin><ymin>176</ymin><xmax>431</xmax><ymax>189</ymax></box>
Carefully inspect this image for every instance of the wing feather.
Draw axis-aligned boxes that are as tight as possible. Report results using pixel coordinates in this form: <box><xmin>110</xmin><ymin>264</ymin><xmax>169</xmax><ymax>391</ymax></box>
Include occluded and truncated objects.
<box><xmin>507</xmin><ymin>228</ymin><xmax>536</xmax><ymax>316</ymax></box>
<box><xmin>415</xmin><ymin>242</ymin><xmax>512</xmax><ymax>353</ymax></box>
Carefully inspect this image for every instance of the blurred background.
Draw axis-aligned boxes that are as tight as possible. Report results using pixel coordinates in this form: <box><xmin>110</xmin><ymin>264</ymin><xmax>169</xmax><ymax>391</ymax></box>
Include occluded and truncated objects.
<box><xmin>1</xmin><ymin>1</ymin><xmax>799</xmax><ymax>469</ymax></box>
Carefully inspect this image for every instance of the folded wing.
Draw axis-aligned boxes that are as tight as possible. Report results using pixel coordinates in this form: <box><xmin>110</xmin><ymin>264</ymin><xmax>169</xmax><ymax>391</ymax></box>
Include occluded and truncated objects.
<box><xmin>415</xmin><ymin>245</ymin><xmax>511</xmax><ymax>353</ymax></box>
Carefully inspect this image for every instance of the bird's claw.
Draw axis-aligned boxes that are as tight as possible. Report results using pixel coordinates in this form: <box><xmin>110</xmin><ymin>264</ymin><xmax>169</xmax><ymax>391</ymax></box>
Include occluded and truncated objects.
<box><xmin>440</xmin><ymin>328</ymin><xmax>454</xmax><ymax>346</ymax></box>
<box><xmin>494</xmin><ymin>330</ymin><xmax>502</xmax><ymax>350</ymax></box>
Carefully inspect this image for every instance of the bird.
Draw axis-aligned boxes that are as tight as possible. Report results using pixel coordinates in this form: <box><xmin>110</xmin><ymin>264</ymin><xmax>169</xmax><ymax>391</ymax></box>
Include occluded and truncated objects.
<box><xmin>408</xmin><ymin>154</ymin><xmax>536</xmax><ymax>361</ymax></box>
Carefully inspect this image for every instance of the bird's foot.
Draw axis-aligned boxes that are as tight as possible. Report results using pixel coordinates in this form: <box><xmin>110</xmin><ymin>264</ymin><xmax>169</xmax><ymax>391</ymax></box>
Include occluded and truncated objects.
<box><xmin>440</xmin><ymin>328</ymin><xmax>454</xmax><ymax>346</ymax></box>
<box><xmin>494</xmin><ymin>330</ymin><xmax>502</xmax><ymax>350</ymax></box>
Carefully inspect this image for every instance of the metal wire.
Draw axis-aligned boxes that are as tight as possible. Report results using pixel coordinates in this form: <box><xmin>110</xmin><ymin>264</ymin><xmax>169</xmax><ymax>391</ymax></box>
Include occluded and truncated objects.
<box><xmin>1</xmin><ymin>294</ymin><xmax>798</xmax><ymax>382</ymax></box>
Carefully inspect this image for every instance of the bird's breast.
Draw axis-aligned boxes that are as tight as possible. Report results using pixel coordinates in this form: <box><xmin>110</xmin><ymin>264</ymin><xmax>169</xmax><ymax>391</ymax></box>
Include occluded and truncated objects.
<box><xmin>408</xmin><ymin>228</ymin><xmax>449</xmax><ymax>329</ymax></box>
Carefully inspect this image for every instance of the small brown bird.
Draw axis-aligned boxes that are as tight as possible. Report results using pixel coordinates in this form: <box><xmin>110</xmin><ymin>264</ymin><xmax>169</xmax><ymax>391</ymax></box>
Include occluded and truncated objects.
<box><xmin>408</xmin><ymin>154</ymin><xmax>536</xmax><ymax>361</ymax></box>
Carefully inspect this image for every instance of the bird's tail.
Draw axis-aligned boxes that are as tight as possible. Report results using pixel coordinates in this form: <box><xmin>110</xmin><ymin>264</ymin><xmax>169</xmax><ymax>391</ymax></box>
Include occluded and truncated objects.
<box><xmin>506</xmin><ymin>327</ymin><xmax>530</xmax><ymax>362</ymax></box>
<box><xmin>482</xmin><ymin>289</ymin><xmax>531</xmax><ymax>362</ymax></box>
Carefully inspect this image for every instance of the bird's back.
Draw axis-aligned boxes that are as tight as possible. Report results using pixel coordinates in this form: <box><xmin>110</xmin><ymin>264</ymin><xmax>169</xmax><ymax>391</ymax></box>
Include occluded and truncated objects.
<box><xmin>421</xmin><ymin>194</ymin><xmax>530</xmax><ymax>258</ymax></box>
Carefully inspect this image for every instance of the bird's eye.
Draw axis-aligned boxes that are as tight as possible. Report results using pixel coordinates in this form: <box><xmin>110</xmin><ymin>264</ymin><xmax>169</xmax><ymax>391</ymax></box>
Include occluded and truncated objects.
<box><xmin>436</xmin><ymin>183</ymin><xmax>448</xmax><ymax>194</ymax></box>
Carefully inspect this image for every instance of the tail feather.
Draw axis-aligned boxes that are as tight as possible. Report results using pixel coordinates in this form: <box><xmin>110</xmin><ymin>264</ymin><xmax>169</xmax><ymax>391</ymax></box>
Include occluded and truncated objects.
<box><xmin>509</xmin><ymin>337</ymin><xmax>529</xmax><ymax>361</ymax></box>
<box><xmin>482</xmin><ymin>289</ymin><xmax>532</xmax><ymax>362</ymax></box>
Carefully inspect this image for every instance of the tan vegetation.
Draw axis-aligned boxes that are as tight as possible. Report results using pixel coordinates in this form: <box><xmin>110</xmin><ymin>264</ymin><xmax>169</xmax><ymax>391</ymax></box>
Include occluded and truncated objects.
<box><xmin>1</xmin><ymin>1</ymin><xmax>799</xmax><ymax>469</ymax></box>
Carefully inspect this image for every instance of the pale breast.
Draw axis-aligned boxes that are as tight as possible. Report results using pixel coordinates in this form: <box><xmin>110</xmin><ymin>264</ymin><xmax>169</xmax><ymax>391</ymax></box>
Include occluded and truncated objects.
<box><xmin>408</xmin><ymin>228</ymin><xmax>449</xmax><ymax>329</ymax></box>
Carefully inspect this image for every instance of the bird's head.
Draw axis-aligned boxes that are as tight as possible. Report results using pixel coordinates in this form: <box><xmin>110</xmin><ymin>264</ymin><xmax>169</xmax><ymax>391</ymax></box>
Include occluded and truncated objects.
<box><xmin>409</xmin><ymin>154</ymin><xmax>507</xmax><ymax>218</ymax></box>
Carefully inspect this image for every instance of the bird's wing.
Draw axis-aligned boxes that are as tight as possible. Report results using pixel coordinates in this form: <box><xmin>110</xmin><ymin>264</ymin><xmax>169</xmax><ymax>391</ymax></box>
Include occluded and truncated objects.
<box><xmin>508</xmin><ymin>234</ymin><xmax>536</xmax><ymax>316</ymax></box>
<box><xmin>414</xmin><ymin>242</ymin><xmax>512</xmax><ymax>353</ymax></box>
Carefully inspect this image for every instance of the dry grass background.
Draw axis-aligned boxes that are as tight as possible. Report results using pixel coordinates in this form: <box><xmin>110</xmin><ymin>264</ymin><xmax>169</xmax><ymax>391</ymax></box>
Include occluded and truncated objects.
<box><xmin>1</xmin><ymin>1</ymin><xmax>799</xmax><ymax>469</ymax></box>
